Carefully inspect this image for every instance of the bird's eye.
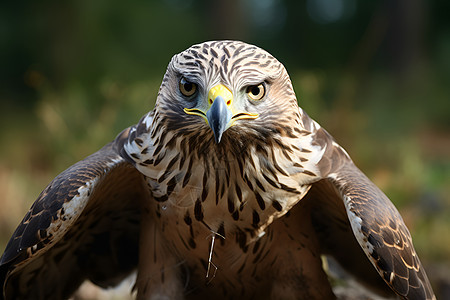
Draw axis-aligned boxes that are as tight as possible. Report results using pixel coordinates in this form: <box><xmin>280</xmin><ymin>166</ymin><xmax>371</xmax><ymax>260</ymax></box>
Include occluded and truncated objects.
<box><xmin>179</xmin><ymin>77</ymin><xmax>197</xmax><ymax>97</ymax></box>
<box><xmin>246</xmin><ymin>83</ymin><xmax>265</xmax><ymax>100</ymax></box>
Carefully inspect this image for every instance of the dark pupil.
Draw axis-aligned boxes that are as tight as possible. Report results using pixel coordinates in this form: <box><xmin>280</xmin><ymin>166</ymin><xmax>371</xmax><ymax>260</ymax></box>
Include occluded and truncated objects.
<box><xmin>184</xmin><ymin>82</ymin><xmax>193</xmax><ymax>92</ymax></box>
<box><xmin>251</xmin><ymin>86</ymin><xmax>260</xmax><ymax>95</ymax></box>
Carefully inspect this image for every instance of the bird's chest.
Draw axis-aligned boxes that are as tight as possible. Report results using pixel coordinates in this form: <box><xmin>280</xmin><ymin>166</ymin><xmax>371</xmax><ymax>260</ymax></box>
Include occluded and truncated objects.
<box><xmin>143</xmin><ymin>154</ymin><xmax>310</xmax><ymax>262</ymax></box>
<box><xmin>132</xmin><ymin>137</ymin><xmax>317</xmax><ymax>294</ymax></box>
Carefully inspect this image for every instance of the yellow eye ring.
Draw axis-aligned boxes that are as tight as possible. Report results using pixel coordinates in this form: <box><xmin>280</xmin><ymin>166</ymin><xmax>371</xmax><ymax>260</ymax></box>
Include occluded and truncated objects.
<box><xmin>246</xmin><ymin>83</ymin><xmax>265</xmax><ymax>100</ymax></box>
<box><xmin>179</xmin><ymin>77</ymin><xmax>197</xmax><ymax>97</ymax></box>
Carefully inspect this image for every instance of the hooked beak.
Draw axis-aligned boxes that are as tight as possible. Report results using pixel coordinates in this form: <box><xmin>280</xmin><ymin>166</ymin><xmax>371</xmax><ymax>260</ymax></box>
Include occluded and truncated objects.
<box><xmin>184</xmin><ymin>84</ymin><xmax>258</xmax><ymax>143</ymax></box>
<box><xmin>206</xmin><ymin>95</ymin><xmax>232</xmax><ymax>143</ymax></box>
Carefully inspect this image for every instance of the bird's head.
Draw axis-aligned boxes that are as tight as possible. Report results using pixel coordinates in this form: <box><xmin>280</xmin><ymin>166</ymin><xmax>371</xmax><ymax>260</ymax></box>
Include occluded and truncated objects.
<box><xmin>155</xmin><ymin>41</ymin><xmax>300</xmax><ymax>146</ymax></box>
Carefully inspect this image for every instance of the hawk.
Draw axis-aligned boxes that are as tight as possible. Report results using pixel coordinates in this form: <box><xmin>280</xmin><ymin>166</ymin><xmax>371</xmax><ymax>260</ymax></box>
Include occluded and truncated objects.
<box><xmin>0</xmin><ymin>41</ymin><xmax>435</xmax><ymax>300</ymax></box>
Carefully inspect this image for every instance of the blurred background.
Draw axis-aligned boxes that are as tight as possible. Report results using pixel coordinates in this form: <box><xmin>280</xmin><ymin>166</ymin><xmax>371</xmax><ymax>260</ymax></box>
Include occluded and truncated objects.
<box><xmin>0</xmin><ymin>0</ymin><xmax>449</xmax><ymax>297</ymax></box>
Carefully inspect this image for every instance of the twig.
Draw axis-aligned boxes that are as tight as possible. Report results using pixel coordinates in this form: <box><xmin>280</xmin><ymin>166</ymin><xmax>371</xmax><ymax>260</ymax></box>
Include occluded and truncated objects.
<box><xmin>205</xmin><ymin>230</ymin><xmax>225</xmax><ymax>284</ymax></box>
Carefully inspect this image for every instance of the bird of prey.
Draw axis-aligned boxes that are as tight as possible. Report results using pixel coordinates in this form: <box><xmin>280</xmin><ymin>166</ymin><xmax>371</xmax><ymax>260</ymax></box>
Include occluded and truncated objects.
<box><xmin>0</xmin><ymin>41</ymin><xmax>435</xmax><ymax>300</ymax></box>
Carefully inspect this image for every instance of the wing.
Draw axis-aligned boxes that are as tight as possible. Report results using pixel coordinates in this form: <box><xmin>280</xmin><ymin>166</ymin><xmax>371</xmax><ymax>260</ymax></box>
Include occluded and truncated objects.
<box><xmin>301</xmin><ymin>123</ymin><xmax>435</xmax><ymax>299</ymax></box>
<box><xmin>0</xmin><ymin>127</ymin><xmax>149</xmax><ymax>300</ymax></box>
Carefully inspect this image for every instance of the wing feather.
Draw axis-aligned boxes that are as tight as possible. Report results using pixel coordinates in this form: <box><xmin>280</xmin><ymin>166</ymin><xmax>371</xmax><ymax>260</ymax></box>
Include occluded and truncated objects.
<box><xmin>0</xmin><ymin>129</ymin><xmax>148</xmax><ymax>300</ymax></box>
<box><xmin>310</xmin><ymin>127</ymin><xmax>435</xmax><ymax>300</ymax></box>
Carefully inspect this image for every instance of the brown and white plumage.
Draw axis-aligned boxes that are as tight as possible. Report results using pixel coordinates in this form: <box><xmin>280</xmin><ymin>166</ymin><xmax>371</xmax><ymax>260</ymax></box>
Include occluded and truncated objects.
<box><xmin>0</xmin><ymin>41</ymin><xmax>435</xmax><ymax>299</ymax></box>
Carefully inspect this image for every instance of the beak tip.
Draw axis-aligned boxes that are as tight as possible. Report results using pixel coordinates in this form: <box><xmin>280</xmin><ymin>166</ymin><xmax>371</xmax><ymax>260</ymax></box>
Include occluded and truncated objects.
<box><xmin>214</xmin><ymin>133</ymin><xmax>223</xmax><ymax>144</ymax></box>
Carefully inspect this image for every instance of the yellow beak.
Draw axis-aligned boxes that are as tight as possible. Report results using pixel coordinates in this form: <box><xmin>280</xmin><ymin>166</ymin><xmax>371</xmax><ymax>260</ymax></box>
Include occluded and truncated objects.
<box><xmin>184</xmin><ymin>84</ymin><xmax>258</xmax><ymax>143</ymax></box>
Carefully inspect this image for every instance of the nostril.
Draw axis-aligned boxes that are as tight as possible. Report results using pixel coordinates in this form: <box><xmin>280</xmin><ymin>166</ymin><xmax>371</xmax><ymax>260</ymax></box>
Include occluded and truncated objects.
<box><xmin>226</xmin><ymin>100</ymin><xmax>231</xmax><ymax>106</ymax></box>
<box><xmin>209</xmin><ymin>98</ymin><xmax>213</xmax><ymax>105</ymax></box>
